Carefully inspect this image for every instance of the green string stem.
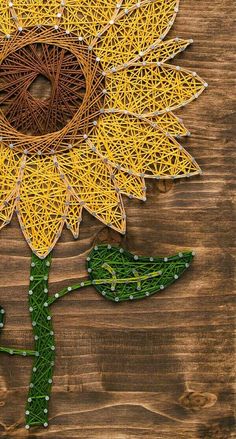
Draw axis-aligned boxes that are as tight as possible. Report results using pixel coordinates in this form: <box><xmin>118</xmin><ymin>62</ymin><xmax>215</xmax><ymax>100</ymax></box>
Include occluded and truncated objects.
<box><xmin>25</xmin><ymin>253</ymin><xmax>55</xmax><ymax>429</ymax></box>
<box><xmin>48</xmin><ymin>280</ymin><xmax>91</xmax><ymax>306</ymax></box>
<box><xmin>0</xmin><ymin>347</ymin><xmax>36</xmax><ymax>356</ymax></box>
<box><xmin>0</xmin><ymin>307</ymin><xmax>36</xmax><ymax>356</ymax></box>
<box><xmin>0</xmin><ymin>244</ymin><xmax>194</xmax><ymax>430</ymax></box>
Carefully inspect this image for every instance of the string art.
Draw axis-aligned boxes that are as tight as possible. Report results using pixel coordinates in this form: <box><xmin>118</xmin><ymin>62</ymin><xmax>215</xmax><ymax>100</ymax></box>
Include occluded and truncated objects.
<box><xmin>0</xmin><ymin>0</ymin><xmax>207</xmax><ymax>430</ymax></box>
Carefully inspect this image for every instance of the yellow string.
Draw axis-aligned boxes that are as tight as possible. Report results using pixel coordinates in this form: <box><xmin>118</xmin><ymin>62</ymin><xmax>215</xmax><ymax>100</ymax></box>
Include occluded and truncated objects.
<box><xmin>0</xmin><ymin>0</ymin><xmax>206</xmax><ymax>257</ymax></box>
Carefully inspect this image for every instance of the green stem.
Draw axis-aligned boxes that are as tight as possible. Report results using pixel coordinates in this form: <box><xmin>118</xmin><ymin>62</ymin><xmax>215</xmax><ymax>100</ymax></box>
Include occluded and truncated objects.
<box><xmin>48</xmin><ymin>280</ymin><xmax>91</xmax><ymax>305</ymax></box>
<box><xmin>0</xmin><ymin>307</ymin><xmax>36</xmax><ymax>356</ymax></box>
<box><xmin>0</xmin><ymin>346</ymin><xmax>36</xmax><ymax>356</ymax></box>
<box><xmin>25</xmin><ymin>252</ymin><xmax>55</xmax><ymax>429</ymax></box>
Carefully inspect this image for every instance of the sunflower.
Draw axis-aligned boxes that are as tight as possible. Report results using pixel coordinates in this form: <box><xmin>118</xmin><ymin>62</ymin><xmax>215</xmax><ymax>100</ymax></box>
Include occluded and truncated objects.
<box><xmin>0</xmin><ymin>0</ymin><xmax>207</xmax><ymax>258</ymax></box>
<box><xmin>0</xmin><ymin>1</ymin><xmax>207</xmax><ymax>429</ymax></box>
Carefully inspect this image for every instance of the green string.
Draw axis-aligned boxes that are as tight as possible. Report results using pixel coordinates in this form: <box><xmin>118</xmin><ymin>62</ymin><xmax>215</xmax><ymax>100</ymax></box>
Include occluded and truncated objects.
<box><xmin>49</xmin><ymin>246</ymin><xmax>194</xmax><ymax>306</ymax></box>
<box><xmin>48</xmin><ymin>279</ymin><xmax>92</xmax><ymax>306</ymax></box>
<box><xmin>0</xmin><ymin>244</ymin><xmax>194</xmax><ymax>429</ymax></box>
<box><xmin>0</xmin><ymin>306</ymin><xmax>36</xmax><ymax>356</ymax></box>
<box><xmin>0</xmin><ymin>346</ymin><xmax>36</xmax><ymax>356</ymax></box>
<box><xmin>86</xmin><ymin>245</ymin><xmax>194</xmax><ymax>302</ymax></box>
<box><xmin>25</xmin><ymin>253</ymin><xmax>55</xmax><ymax>429</ymax></box>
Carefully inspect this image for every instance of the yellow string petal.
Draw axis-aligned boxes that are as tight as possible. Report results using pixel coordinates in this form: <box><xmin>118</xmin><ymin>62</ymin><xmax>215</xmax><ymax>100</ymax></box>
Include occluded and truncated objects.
<box><xmin>89</xmin><ymin>112</ymin><xmax>201</xmax><ymax>178</ymax></box>
<box><xmin>113</xmin><ymin>169</ymin><xmax>146</xmax><ymax>200</ymax></box>
<box><xmin>66</xmin><ymin>196</ymin><xmax>83</xmax><ymax>239</ymax></box>
<box><xmin>17</xmin><ymin>155</ymin><xmax>68</xmax><ymax>258</ymax></box>
<box><xmin>105</xmin><ymin>63</ymin><xmax>206</xmax><ymax>116</ymax></box>
<box><xmin>11</xmin><ymin>0</ymin><xmax>62</xmax><ymax>29</ymax></box>
<box><xmin>94</xmin><ymin>0</ymin><xmax>179</xmax><ymax>69</ymax></box>
<box><xmin>55</xmin><ymin>147</ymin><xmax>126</xmax><ymax>234</ymax></box>
<box><xmin>61</xmin><ymin>0</ymin><xmax>118</xmax><ymax>44</ymax></box>
<box><xmin>0</xmin><ymin>2</ymin><xmax>14</xmax><ymax>37</ymax></box>
<box><xmin>0</xmin><ymin>196</ymin><xmax>16</xmax><ymax>230</ymax></box>
<box><xmin>143</xmin><ymin>38</ymin><xmax>192</xmax><ymax>63</ymax></box>
<box><xmin>0</xmin><ymin>145</ymin><xmax>24</xmax><ymax>230</ymax></box>
<box><xmin>151</xmin><ymin>112</ymin><xmax>189</xmax><ymax>137</ymax></box>
<box><xmin>0</xmin><ymin>144</ymin><xmax>22</xmax><ymax>202</ymax></box>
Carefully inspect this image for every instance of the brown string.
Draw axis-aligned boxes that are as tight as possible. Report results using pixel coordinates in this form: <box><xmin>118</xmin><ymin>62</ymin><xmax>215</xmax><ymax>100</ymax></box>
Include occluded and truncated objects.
<box><xmin>0</xmin><ymin>27</ymin><xmax>105</xmax><ymax>153</ymax></box>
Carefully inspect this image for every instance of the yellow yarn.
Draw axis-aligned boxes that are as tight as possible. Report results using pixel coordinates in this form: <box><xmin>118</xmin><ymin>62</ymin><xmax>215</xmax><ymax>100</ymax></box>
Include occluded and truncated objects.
<box><xmin>88</xmin><ymin>112</ymin><xmax>201</xmax><ymax>178</ymax></box>
<box><xmin>0</xmin><ymin>0</ymin><xmax>207</xmax><ymax>258</ymax></box>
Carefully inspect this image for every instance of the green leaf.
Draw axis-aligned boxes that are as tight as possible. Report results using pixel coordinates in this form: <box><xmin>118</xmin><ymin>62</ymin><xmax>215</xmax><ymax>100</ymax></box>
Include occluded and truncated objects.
<box><xmin>0</xmin><ymin>306</ymin><xmax>5</xmax><ymax>331</ymax></box>
<box><xmin>87</xmin><ymin>245</ymin><xmax>194</xmax><ymax>302</ymax></box>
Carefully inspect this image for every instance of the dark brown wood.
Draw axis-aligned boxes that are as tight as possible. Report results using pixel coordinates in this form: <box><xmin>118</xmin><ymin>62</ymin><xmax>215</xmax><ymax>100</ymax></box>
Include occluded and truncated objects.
<box><xmin>0</xmin><ymin>0</ymin><xmax>235</xmax><ymax>437</ymax></box>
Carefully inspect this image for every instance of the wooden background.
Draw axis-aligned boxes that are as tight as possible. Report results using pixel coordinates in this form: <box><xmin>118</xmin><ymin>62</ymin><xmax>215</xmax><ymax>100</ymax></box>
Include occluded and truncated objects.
<box><xmin>0</xmin><ymin>0</ymin><xmax>235</xmax><ymax>438</ymax></box>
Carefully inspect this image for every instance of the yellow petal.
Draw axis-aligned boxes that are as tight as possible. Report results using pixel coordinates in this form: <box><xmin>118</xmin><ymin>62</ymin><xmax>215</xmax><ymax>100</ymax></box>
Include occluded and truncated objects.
<box><xmin>66</xmin><ymin>196</ymin><xmax>83</xmax><ymax>239</ymax></box>
<box><xmin>0</xmin><ymin>196</ymin><xmax>16</xmax><ymax>230</ymax></box>
<box><xmin>17</xmin><ymin>155</ymin><xmax>68</xmax><ymax>258</ymax></box>
<box><xmin>12</xmin><ymin>0</ymin><xmax>62</xmax><ymax>29</ymax></box>
<box><xmin>143</xmin><ymin>38</ymin><xmax>192</xmax><ymax>63</ymax></box>
<box><xmin>0</xmin><ymin>145</ymin><xmax>23</xmax><ymax>229</ymax></box>
<box><xmin>105</xmin><ymin>63</ymin><xmax>206</xmax><ymax>116</ymax></box>
<box><xmin>113</xmin><ymin>169</ymin><xmax>146</xmax><ymax>200</ymax></box>
<box><xmin>151</xmin><ymin>112</ymin><xmax>189</xmax><ymax>137</ymax></box>
<box><xmin>0</xmin><ymin>144</ymin><xmax>22</xmax><ymax>203</ymax></box>
<box><xmin>94</xmin><ymin>0</ymin><xmax>179</xmax><ymax>69</ymax></box>
<box><xmin>89</xmin><ymin>112</ymin><xmax>201</xmax><ymax>178</ymax></box>
<box><xmin>0</xmin><ymin>3</ymin><xmax>14</xmax><ymax>36</ymax></box>
<box><xmin>60</xmin><ymin>0</ymin><xmax>118</xmax><ymax>43</ymax></box>
<box><xmin>56</xmin><ymin>147</ymin><xmax>126</xmax><ymax>234</ymax></box>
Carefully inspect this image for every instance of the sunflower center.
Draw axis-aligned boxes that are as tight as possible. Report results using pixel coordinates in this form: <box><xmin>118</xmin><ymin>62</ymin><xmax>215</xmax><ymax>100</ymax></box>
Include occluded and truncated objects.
<box><xmin>28</xmin><ymin>74</ymin><xmax>52</xmax><ymax>102</ymax></box>
<box><xmin>0</xmin><ymin>27</ymin><xmax>105</xmax><ymax>153</ymax></box>
<box><xmin>0</xmin><ymin>42</ymin><xmax>90</xmax><ymax>136</ymax></box>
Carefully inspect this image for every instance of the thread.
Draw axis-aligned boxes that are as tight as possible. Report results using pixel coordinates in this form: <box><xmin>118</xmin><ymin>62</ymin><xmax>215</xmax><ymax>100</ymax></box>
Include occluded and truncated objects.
<box><xmin>0</xmin><ymin>0</ymin><xmax>206</xmax><ymax>259</ymax></box>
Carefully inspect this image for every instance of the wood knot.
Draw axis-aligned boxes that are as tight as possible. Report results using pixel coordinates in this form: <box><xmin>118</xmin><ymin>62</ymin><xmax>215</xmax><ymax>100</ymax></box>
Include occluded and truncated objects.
<box><xmin>96</xmin><ymin>227</ymin><xmax>123</xmax><ymax>245</ymax></box>
<box><xmin>179</xmin><ymin>391</ymin><xmax>217</xmax><ymax>411</ymax></box>
<box><xmin>0</xmin><ymin>390</ymin><xmax>7</xmax><ymax>407</ymax></box>
<box><xmin>156</xmin><ymin>180</ymin><xmax>174</xmax><ymax>193</ymax></box>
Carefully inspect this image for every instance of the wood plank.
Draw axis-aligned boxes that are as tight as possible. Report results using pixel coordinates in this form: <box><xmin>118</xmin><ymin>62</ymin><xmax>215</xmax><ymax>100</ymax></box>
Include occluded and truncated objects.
<box><xmin>0</xmin><ymin>0</ymin><xmax>235</xmax><ymax>437</ymax></box>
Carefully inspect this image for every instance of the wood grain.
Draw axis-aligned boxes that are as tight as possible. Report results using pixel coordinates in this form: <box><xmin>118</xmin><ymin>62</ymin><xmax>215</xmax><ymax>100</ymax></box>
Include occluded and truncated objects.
<box><xmin>0</xmin><ymin>0</ymin><xmax>235</xmax><ymax>437</ymax></box>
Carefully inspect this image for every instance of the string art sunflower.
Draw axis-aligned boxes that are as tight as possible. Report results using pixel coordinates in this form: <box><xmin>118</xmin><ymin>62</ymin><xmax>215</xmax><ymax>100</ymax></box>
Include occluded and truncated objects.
<box><xmin>0</xmin><ymin>0</ymin><xmax>207</xmax><ymax>430</ymax></box>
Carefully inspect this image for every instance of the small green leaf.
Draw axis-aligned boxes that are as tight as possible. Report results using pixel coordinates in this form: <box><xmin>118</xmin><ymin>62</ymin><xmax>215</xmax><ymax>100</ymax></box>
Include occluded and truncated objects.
<box><xmin>87</xmin><ymin>245</ymin><xmax>194</xmax><ymax>302</ymax></box>
<box><xmin>0</xmin><ymin>306</ymin><xmax>5</xmax><ymax>331</ymax></box>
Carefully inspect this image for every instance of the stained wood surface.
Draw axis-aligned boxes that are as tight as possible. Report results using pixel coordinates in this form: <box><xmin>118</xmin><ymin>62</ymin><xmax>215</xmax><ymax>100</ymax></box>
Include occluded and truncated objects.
<box><xmin>0</xmin><ymin>1</ymin><xmax>235</xmax><ymax>438</ymax></box>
